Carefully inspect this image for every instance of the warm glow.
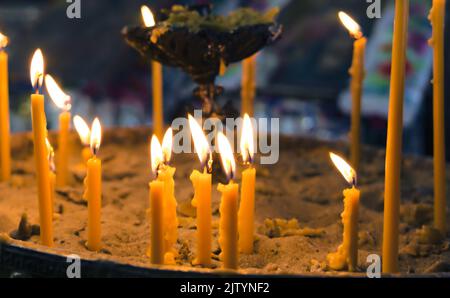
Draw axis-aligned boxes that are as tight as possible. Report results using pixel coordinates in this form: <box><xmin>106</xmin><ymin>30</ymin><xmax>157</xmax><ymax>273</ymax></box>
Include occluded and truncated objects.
<box><xmin>338</xmin><ymin>11</ymin><xmax>362</xmax><ymax>39</ymax></box>
<box><xmin>329</xmin><ymin>152</ymin><xmax>357</xmax><ymax>186</ymax></box>
<box><xmin>188</xmin><ymin>114</ymin><xmax>211</xmax><ymax>168</ymax></box>
<box><xmin>141</xmin><ymin>5</ymin><xmax>155</xmax><ymax>27</ymax></box>
<box><xmin>30</xmin><ymin>49</ymin><xmax>44</xmax><ymax>90</ymax></box>
<box><xmin>73</xmin><ymin>115</ymin><xmax>90</xmax><ymax>146</ymax></box>
<box><xmin>150</xmin><ymin>135</ymin><xmax>163</xmax><ymax>176</ymax></box>
<box><xmin>240</xmin><ymin>114</ymin><xmax>255</xmax><ymax>164</ymax></box>
<box><xmin>162</xmin><ymin>127</ymin><xmax>173</xmax><ymax>164</ymax></box>
<box><xmin>45</xmin><ymin>138</ymin><xmax>55</xmax><ymax>172</ymax></box>
<box><xmin>217</xmin><ymin>132</ymin><xmax>236</xmax><ymax>182</ymax></box>
<box><xmin>45</xmin><ymin>75</ymin><xmax>71</xmax><ymax>111</ymax></box>
<box><xmin>90</xmin><ymin>118</ymin><xmax>102</xmax><ymax>155</ymax></box>
<box><xmin>0</xmin><ymin>32</ymin><xmax>8</xmax><ymax>49</ymax></box>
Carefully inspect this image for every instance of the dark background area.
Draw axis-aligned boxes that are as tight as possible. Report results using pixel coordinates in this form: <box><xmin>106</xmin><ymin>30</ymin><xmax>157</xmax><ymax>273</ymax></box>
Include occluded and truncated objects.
<box><xmin>0</xmin><ymin>0</ymin><xmax>448</xmax><ymax>159</ymax></box>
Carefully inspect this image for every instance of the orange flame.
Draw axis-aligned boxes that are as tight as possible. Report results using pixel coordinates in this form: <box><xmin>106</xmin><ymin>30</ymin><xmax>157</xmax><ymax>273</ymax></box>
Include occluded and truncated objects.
<box><xmin>240</xmin><ymin>114</ymin><xmax>255</xmax><ymax>164</ymax></box>
<box><xmin>188</xmin><ymin>114</ymin><xmax>211</xmax><ymax>169</ymax></box>
<box><xmin>0</xmin><ymin>32</ymin><xmax>8</xmax><ymax>49</ymax></box>
<box><xmin>73</xmin><ymin>115</ymin><xmax>90</xmax><ymax>146</ymax></box>
<box><xmin>329</xmin><ymin>152</ymin><xmax>357</xmax><ymax>186</ymax></box>
<box><xmin>45</xmin><ymin>74</ymin><xmax>71</xmax><ymax>111</ymax></box>
<box><xmin>162</xmin><ymin>127</ymin><xmax>173</xmax><ymax>163</ymax></box>
<box><xmin>90</xmin><ymin>118</ymin><xmax>102</xmax><ymax>155</ymax></box>
<box><xmin>150</xmin><ymin>135</ymin><xmax>163</xmax><ymax>177</ymax></box>
<box><xmin>338</xmin><ymin>11</ymin><xmax>362</xmax><ymax>39</ymax></box>
<box><xmin>30</xmin><ymin>49</ymin><xmax>44</xmax><ymax>90</ymax></box>
<box><xmin>141</xmin><ymin>5</ymin><xmax>155</xmax><ymax>27</ymax></box>
<box><xmin>217</xmin><ymin>132</ymin><xmax>236</xmax><ymax>182</ymax></box>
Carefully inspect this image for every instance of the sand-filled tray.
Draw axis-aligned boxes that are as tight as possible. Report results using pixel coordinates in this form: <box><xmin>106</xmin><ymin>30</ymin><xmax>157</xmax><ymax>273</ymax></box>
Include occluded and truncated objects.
<box><xmin>0</xmin><ymin>127</ymin><xmax>449</xmax><ymax>277</ymax></box>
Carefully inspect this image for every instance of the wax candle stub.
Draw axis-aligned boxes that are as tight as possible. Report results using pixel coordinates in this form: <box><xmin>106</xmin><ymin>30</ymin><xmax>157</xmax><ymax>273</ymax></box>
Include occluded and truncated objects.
<box><xmin>190</xmin><ymin>169</ymin><xmax>212</xmax><ymax>265</ymax></box>
<box><xmin>327</xmin><ymin>187</ymin><xmax>360</xmax><ymax>271</ymax></box>
<box><xmin>218</xmin><ymin>182</ymin><xmax>239</xmax><ymax>270</ymax></box>
<box><xmin>158</xmin><ymin>165</ymin><xmax>178</xmax><ymax>263</ymax></box>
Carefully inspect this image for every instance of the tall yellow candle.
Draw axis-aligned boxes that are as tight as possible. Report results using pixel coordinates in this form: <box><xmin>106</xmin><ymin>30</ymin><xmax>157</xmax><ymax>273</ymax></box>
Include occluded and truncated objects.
<box><xmin>217</xmin><ymin>132</ymin><xmax>239</xmax><ymax>270</ymax></box>
<box><xmin>85</xmin><ymin>118</ymin><xmax>102</xmax><ymax>251</ymax></box>
<box><xmin>241</xmin><ymin>54</ymin><xmax>257</xmax><ymax>117</ymax></box>
<box><xmin>152</xmin><ymin>61</ymin><xmax>163</xmax><ymax>140</ymax></box>
<box><xmin>429</xmin><ymin>0</ymin><xmax>447</xmax><ymax>236</ymax></box>
<box><xmin>30</xmin><ymin>49</ymin><xmax>53</xmax><ymax>246</ymax></box>
<box><xmin>190</xmin><ymin>169</ymin><xmax>212</xmax><ymax>265</ymax></box>
<box><xmin>0</xmin><ymin>33</ymin><xmax>10</xmax><ymax>181</ymax></box>
<box><xmin>158</xmin><ymin>128</ymin><xmax>178</xmax><ymax>264</ymax></box>
<box><xmin>338</xmin><ymin>12</ymin><xmax>367</xmax><ymax>172</ymax></box>
<box><xmin>45</xmin><ymin>75</ymin><xmax>72</xmax><ymax>187</ymax></box>
<box><xmin>383</xmin><ymin>0</ymin><xmax>409</xmax><ymax>274</ymax></box>
<box><xmin>141</xmin><ymin>5</ymin><xmax>164</xmax><ymax>140</ymax></box>
<box><xmin>149</xmin><ymin>134</ymin><xmax>165</xmax><ymax>264</ymax></box>
<box><xmin>149</xmin><ymin>179</ymin><xmax>164</xmax><ymax>264</ymax></box>
<box><xmin>73</xmin><ymin>115</ymin><xmax>92</xmax><ymax>165</ymax></box>
<box><xmin>327</xmin><ymin>153</ymin><xmax>360</xmax><ymax>272</ymax></box>
<box><xmin>238</xmin><ymin>114</ymin><xmax>256</xmax><ymax>254</ymax></box>
<box><xmin>188</xmin><ymin>114</ymin><xmax>213</xmax><ymax>265</ymax></box>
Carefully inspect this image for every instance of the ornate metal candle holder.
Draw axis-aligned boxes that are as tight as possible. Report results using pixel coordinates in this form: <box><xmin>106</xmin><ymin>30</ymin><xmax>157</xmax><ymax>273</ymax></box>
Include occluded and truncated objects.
<box><xmin>122</xmin><ymin>4</ymin><xmax>282</xmax><ymax>117</ymax></box>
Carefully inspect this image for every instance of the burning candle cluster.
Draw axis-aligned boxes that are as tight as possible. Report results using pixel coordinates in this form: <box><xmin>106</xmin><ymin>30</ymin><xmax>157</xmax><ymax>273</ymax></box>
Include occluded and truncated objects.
<box><xmin>0</xmin><ymin>1</ymin><xmax>447</xmax><ymax>275</ymax></box>
<box><xmin>147</xmin><ymin>114</ymin><xmax>256</xmax><ymax>270</ymax></box>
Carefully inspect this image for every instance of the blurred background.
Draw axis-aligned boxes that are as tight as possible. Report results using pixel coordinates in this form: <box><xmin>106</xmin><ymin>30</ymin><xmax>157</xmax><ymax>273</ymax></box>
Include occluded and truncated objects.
<box><xmin>0</xmin><ymin>0</ymin><xmax>449</xmax><ymax>158</ymax></box>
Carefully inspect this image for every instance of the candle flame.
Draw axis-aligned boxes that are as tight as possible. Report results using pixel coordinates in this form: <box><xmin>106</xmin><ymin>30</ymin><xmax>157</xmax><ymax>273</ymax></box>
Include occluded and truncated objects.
<box><xmin>45</xmin><ymin>138</ymin><xmax>55</xmax><ymax>173</ymax></box>
<box><xmin>0</xmin><ymin>32</ymin><xmax>8</xmax><ymax>49</ymax></box>
<box><xmin>329</xmin><ymin>152</ymin><xmax>357</xmax><ymax>186</ymax></box>
<box><xmin>150</xmin><ymin>135</ymin><xmax>163</xmax><ymax>177</ymax></box>
<box><xmin>30</xmin><ymin>49</ymin><xmax>44</xmax><ymax>91</ymax></box>
<box><xmin>338</xmin><ymin>11</ymin><xmax>362</xmax><ymax>39</ymax></box>
<box><xmin>217</xmin><ymin>132</ymin><xmax>236</xmax><ymax>182</ymax></box>
<box><xmin>90</xmin><ymin>118</ymin><xmax>102</xmax><ymax>156</ymax></box>
<box><xmin>240</xmin><ymin>114</ymin><xmax>255</xmax><ymax>164</ymax></box>
<box><xmin>188</xmin><ymin>114</ymin><xmax>211</xmax><ymax>170</ymax></box>
<box><xmin>45</xmin><ymin>74</ymin><xmax>71</xmax><ymax>111</ymax></box>
<box><xmin>162</xmin><ymin>127</ymin><xmax>173</xmax><ymax>164</ymax></box>
<box><xmin>73</xmin><ymin>115</ymin><xmax>90</xmax><ymax>146</ymax></box>
<box><xmin>141</xmin><ymin>5</ymin><xmax>155</xmax><ymax>27</ymax></box>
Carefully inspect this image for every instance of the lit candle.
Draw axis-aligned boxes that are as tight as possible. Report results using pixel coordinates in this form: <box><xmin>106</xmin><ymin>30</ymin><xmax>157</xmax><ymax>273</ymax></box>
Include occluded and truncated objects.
<box><xmin>241</xmin><ymin>54</ymin><xmax>257</xmax><ymax>117</ymax></box>
<box><xmin>158</xmin><ymin>128</ymin><xmax>178</xmax><ymax>264</ymax></box>
<box><xmin>45</xmin><ymin>74</ymin><xmax>72</xmax><ymax>187</ymax></box>
<box><xmin>30</xmin><ymin>49</ymin><xmax>53</xmax><ymax>246</ymax></box>
<box><xmin>383</xmin><ymin>0</ymin><xmax>409</xmax><ymax>274</ymax></box>
<box><xmin>84</xmin><ymin>118</ymin><xmax>102</xmax><ymax>251</ymax></box>
<box><xmin>238</xmin><ymin>114</ymin><xmax>256</xmax><ymax>254</ymax></box>
<box><xmin>338</xmin><ymin>12</ymin><xmax>366</xmax><ymax>172</ymax></box>
<box><xmin>149</xmin><ymin>134</ymin><xmax>164</xmax><ymax>264</ymax></box>
<box><xmin>45</xmin><ymin>138</ymin><xmax>56</xmax><ymax>217</ymax></box>
<box><xmin>327</xmin><ymin>152</ymin><xmax>360</xmax><ymax>272</ymax></box>
<box><xmin>429</xmin><ymin>0</ymin><xmax>447</xmax><ymax>236</ymax></box>
<box><xmin>73</xmin><ymin>115</ymin><xmax>92</xmax><ymax>165</ymax></box>
<box><xmin>141</xmin><ymin>5</ymin><xmax>164</xmax><ymax>140</ymax></box>
<box><xmin>0</xmin><ymin>32</ymin><xmax>10</xmax><ymax>181</ymax></box>
<box><xmin>188</xmin><ymin>114</ymin><xmax>213</xmax><ymax>266</ymax></box>
<box><xmin>217</xmin><ymin>132</ymin><xmax>239</xmax><ymax>270</ymax></box>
